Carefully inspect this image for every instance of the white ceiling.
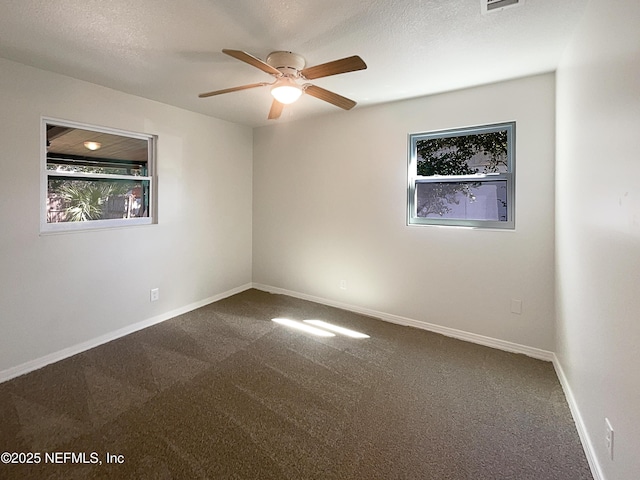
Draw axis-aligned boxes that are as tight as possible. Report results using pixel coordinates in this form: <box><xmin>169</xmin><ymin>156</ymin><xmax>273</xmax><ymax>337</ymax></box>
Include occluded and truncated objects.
<box><xmin>0</xmin><ymin>0</ymin><xmax>588</xmax><ymax>127</ymax></box>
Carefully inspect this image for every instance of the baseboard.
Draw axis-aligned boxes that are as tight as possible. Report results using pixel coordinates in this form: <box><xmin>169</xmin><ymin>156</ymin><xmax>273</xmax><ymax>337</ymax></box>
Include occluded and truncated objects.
<box><xmin>0</xmin><ymin>283</ymin><xmax>252</xmax><ymax>384</ymax></box>
<box><xmin>251</xmin><ymin>283</ymin><xmax>554</xmax><ymax>362</ymax></box>
<box><xmin>552</xmin><ymin>355</ymin><xmax>604</xmax><ymax>480</ymax></box>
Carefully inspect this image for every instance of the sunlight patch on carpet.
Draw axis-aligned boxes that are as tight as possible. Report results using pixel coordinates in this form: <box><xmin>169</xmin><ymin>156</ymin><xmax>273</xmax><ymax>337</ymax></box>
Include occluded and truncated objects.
<box><xmin>304</xmin><ymin>320</ymin><xmax>370</xmax><ymax>339</ymax></box>
<box><xmin>271</xmin><ymin>318</ymin><xmax>335</xmax><ymax>337</ymax></box>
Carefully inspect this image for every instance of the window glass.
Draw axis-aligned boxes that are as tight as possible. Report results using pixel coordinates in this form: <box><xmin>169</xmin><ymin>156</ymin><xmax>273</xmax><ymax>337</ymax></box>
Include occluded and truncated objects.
<box><xmin>42</xmin><ymin>119</ymin><xmax>156</xmax><ymax>232</ymax></box>
<box><xmin>415</xmin><ymin>180</ymin><xmax>508</xmax><ymax>221</ymax></box>
<box><xmin>408</xmin><ymin>123</ymin><xmax>515</xmax><ymax>229</ymax></box>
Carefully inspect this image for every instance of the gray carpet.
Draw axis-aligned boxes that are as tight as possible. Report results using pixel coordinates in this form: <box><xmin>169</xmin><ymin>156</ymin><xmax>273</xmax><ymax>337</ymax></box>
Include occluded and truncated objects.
<box><xmin>0</xmin><ymin>289</ymin><xmax>592</xmax><ymax>479</ymax></box>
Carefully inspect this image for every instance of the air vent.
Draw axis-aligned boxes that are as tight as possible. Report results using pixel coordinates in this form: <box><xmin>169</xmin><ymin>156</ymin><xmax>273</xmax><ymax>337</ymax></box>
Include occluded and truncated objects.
<box><xmin>481</xmin><ymin>0</ymin><xmax>524</xmax><ymax>15</ymax></box>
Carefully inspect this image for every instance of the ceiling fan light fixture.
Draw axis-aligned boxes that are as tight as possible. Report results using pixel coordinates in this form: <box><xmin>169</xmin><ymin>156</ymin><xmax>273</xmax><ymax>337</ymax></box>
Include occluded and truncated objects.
<box><xmin>270</xmin><ymin>77</ymin><xmax>302</xmax><ymax>104</ymax></box>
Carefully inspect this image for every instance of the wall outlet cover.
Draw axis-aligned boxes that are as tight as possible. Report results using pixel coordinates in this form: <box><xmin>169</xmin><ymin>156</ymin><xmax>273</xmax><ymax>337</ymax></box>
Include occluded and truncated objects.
<box><xmin>605</xmin><ymin>417</ymin><xmax>614</xmax><ymax>460</ymax></box>
<box><xmin>150</xmin><ymin>288</ymin><xmax>160</xmax><ymax>302</ymax></box>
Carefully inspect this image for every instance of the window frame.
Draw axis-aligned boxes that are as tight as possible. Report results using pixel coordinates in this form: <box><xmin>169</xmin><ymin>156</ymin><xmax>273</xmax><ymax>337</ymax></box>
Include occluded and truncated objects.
<box><xmin>407</xmin><ymin>122</ymin><xmax>516</xmax><ymax>229</ymax></box>
<box><xmin>40</xmin><ymin>117</ymin><xmax>157</xmax><ymax>233</ymax></box>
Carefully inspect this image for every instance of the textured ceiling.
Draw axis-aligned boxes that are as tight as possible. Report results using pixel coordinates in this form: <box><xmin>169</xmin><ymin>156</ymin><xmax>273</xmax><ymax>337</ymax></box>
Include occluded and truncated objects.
<box><xmin>0</xmin><ymin>0</ymin><xmax>588</xmax><ymax>127</ymax></box>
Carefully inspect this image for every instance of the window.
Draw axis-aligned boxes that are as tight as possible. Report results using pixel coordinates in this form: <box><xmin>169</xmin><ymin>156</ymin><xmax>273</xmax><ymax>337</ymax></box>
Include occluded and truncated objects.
<box><xmin>408</xmin><ymin>122</ymin><xmax>515</xmax><ymax>229</ymax></box>
<box><xmin>42</xmin><ymin>118</ymin><xmax>156</xmax><ymax>232</ymax></box>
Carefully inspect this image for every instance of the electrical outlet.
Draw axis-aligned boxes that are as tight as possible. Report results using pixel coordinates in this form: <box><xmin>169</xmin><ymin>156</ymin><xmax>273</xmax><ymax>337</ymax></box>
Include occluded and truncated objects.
<box><xmin>511</xmin><ymin>299</ymin><xmax>522</xmax><ymax>314</ymax></box>
<box><xmin>339</xmin><ymin>279</ymin><xmax>347</xmax><ymax>290</ymax></box>
<box><xmin>605</xmin><ymin>418</ymin><xmax>614</xmax><ymax>460</ymax></box>
<box><xmin>150</xmin><ymin>288</ymin><xmax>160</xmax><ymax>302</ymax></box>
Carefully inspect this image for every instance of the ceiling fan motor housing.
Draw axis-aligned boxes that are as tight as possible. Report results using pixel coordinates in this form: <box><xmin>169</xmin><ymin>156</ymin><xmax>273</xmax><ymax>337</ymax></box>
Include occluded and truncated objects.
<box><xmin>266</xmin><ymin>51</ymin><xmax>306</xmax><ymax>77</ymax></box>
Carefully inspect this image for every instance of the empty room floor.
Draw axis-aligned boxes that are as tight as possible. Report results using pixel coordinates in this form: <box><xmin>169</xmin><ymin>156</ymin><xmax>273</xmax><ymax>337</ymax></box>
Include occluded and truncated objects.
<box><xmin>0</xmin><ymin>289</ymin><xmax>592</xmax><ymax>479</ymax></box>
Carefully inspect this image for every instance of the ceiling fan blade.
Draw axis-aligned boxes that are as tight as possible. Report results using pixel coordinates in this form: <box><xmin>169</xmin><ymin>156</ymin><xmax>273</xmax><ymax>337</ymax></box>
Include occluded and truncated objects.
<box><xmin>304</xmin><ymin>84</ymin><xmax>357</xmax><ymax>110</ymax></box>
<box><xmin>301</xmin><ymin>55</ymin><xmax>367</xmax><ymax>80</ymax></box>
<box><xmin>268</xmin><ymin>99</ymin><xmax>284</xmax><ymax>120</ymax></box>
<box><xmin>199</xmin><ymin>82</ymin><xmax>268</xmax><ymax>98</ymax></box>
<box><xmin>222</xmin><ymin>49</ymin><xmax>281</xmax><ymax>76</ymax></box>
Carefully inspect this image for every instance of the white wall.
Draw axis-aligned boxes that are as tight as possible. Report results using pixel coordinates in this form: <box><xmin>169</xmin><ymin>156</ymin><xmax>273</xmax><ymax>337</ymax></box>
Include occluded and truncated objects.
<box><xmin>0</xmin><ymin>58</ymin><xmax>253</xmax><ymax>375</ymax></box>
<box><xmin>253</xmin><ymin>73</ymin><xmax>557</xmax><ymax>351</ymax></box>
<box><xmin>556</xmin><ymin>1</ymin><xmax>640</xmax><ymax>479</ymax></box>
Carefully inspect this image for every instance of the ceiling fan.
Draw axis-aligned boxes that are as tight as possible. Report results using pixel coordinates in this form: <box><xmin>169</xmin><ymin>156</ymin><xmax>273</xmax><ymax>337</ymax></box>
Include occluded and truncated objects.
<box><xmin>199</xmin><ymin>49</ymin><xmax>367</xmax><ymax>120</ymax></box>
